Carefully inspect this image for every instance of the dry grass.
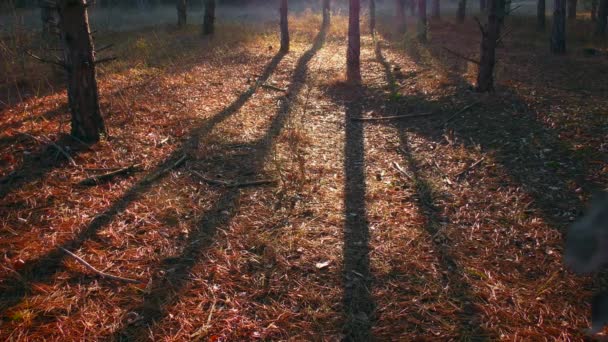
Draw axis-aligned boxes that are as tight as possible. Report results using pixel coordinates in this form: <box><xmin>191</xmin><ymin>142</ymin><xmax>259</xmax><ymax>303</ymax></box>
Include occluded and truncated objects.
<box><xmin>1</xmin><ymin>9</ymin><xmax>607</xmax><ymax>341</ymax></box>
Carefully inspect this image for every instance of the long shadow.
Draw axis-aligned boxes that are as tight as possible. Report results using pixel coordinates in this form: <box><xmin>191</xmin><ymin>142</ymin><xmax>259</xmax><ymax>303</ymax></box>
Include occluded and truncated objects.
<box><xmin>341</xmin><ymin>86</ymin><xmax>375</xmax><ymax>341</ymax></box>
<box><xmin>375</xmin><ymin>41</ymin><xmax>491</xmax><ymax>340</ymax></box>
<box><xmin>0</xmin><ymin>50</ymin><xmax>286</xmax><ymax>316</ymax></box>
<box><xmin>111</xmin><ymin>25</ymin><xmax>328</xmax><ymax>340</ymax></box>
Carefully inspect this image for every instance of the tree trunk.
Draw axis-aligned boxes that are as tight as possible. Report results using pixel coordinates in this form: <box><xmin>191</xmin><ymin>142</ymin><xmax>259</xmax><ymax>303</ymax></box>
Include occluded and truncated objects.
<box><xmin>280</xmin><ymin>0</ymin><xmax>289</xmax><ymax>53</ymax></box>
<box><xmin>457</xmin><ymin>0</ymin><xmax>467</xmax><ymax>22</ymax></box>
<box><xmin>323</xmin><ymin>0</ymin><xmax>331</xmax><ymax>26</ymax></box>
<box><xmin>591</xmin><ymin>0</ymin><xmax>598</xmax><ymax>21</ymax></box>
<box><xmin>417</xmin><ymin>0</ymin><xmax>427</xmax><ymax>41</ymax></box>
<box><xmin>432</xmin><ymin>0</ymin><xmax>440</xmax><ymax>18</ymax></box>
<box><xmin>480</xmin><ymin>0</ymin><xmax>487</xmax><ymax>12</ymax></box>
<box><xmin>370</xmin><ymin>0</ymin><xmax>376</xmax><ymax>35</ymax></box>
<box><xmin>347</xmin><ymin>0</ymin><xmax>361</xmax><ymax>84</ymax></box>
<box><xmin>537</xmin><ymin>0</ymin><xmax>545</xmax><ymax>30</ymax></box>
<box><xmin>410</xmin><ymin>0</ymin><xmax>417</xmax><ymax>15</ymax></box>
<box><xmin>396</xmin><ymin>0</ymin><xmax>407</xmax><ymax>33</ymax></box>
<box><xmin>550</xmin><ymin>0</ymin><xmax>566</xmax><ymax>54</ymax></box>
<box><xmin>40</xmin><ymin>0</ymin><xmax>57</xmax><ymax>37</ymax></box>
<box><xmin>203</xmin><ymin>0</ymin><xmax>215</xmax><ymax>35</ymax></box>
<box><xmin>567</xmin><ymin>0</ymin><xmax>577</xmax><ymax>19</ymax></box>
<box><xmin>596</xmin><ymin>0</ymin><xmax>607</xmax><ymax>35</ymax></box>
<box><xmin>477</xmin><ymin>0</ymin><xmax>499</xmax><ymax>92</ymax></box>
<box><xmin>177</xmin><ymin>0</ymin><xmax>187</xmax><ymax>27</ymax></box>
<box><xmin>57</xmin><ymin>0</ymin><xmax>105</xmax><ymax>142</ymax></box>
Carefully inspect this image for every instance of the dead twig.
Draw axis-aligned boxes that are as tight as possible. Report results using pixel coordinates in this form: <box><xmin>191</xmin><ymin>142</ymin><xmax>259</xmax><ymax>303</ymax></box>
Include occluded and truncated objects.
<box><xmin>455</xmin><ymin>157</ymin><xmax>485</xmax><ymax>180</ymax></box>
<box><xmin>143</xmin><ymin>154</ymin><xmax>187</xmax><ymax>183</ymax></box>
<box><xmin>78</xmin><ymin>164</ymin><xmax>142</xmax><ymax>186</ymax></box>
<box><xmin>25</xmin><ymin>50</ymin><xmax>66</xmax><ymax>69</ymax></box>
<box><xmin>24</xmin><ymin>133</ymin><xmax>77</xmax><ymax>167</ymax></box>
<box><xmin>441</xmin><ymin>102</ymin><xmax>481</xmax><ymax>126</ymax></box>
<box><xmin>60</xmin><ymin>247</ymin><xmax>141</xmax><ymax>284</ymax></box>
<box><xmin>261</xmin><ymin>83</ymin><xmax>287</xmax><ymax>92</ymax></box>
<box><xmin>442</xmin><ymin>47</ymin><xmax>480</xmax><ymax>65</ymax></box>
<box><xmin>391</xmin><ymin>161</ymin><xmax>413</xmax><ymax>180</ymax></box>
<box><xmin>352</xmin><ymin>112</ymin><xmax>434</xmax><ymax>122</ymax></box>
<box><xmin>192</xmin><ymin>171</ymin><xmax>276</xmax><ymax>188</ymax></box>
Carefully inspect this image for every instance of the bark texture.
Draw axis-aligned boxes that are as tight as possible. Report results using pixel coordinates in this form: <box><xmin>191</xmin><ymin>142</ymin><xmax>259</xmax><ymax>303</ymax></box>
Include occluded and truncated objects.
<box><xmin>177</xmin><ymin>0</ymin><xmax>187</xmax><ymax>27</ymax></box>
<box><xmin>551</xmin><ymin>0</ymin><xmax>566</xmax><ymax>54</ymax></box>
<box><xmin>567</xmin><ymin>0</ymin><xmax>577</xmax><ymax>19</ymax></box>
<box><xmin>596</xmin><ymin>0</ymin><xmax>608</xmax><ymax>35</ymax></box>
<box><xmin>323</xmin><ymin>0</ymin><xmax>331</xmax><ymax>26</ymax></box>
<box><xmin>57</xmin><ymin>0</ymin><xmax>105</xmax><ymax>142</ymax></box>
<box><xmin>537</xmin><ymin>0</ymin><xmax>546</xmax><ymax>31</ymax></box>
<box><xmin>203</xmin><ymin>0</ymin><xmax>215</xmax><ymax>35</ymax></box>
<box><xmin>347</xmin><ymin>0</ymin><xmax>361</xmax><ymax>83</ymax></box>
<box><xmin>417</xmin><ymin>0</ymin><xmax>427</xmax><ymax>42</ymax></box>
<box><xmin>477</xmin><ymin>0</ymin><xmax>499</xmax><ymax>92</ymax></box>
<box><xmin>280</xmin><ymin>0</ymin><xmax>289</xmax><ymax>52</ymax></box>
<box><xmin>457</xmin><ymin>0</ymin><xmax>467</xmax><ymax>22</ymax></box>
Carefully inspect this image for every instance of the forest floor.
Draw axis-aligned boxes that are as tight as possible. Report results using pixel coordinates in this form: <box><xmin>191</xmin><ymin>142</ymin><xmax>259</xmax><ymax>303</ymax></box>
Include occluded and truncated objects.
<box><xmin>1</xmin><ymin>12</ymin><xmax>608</xmax><ymax>341</ymax></box>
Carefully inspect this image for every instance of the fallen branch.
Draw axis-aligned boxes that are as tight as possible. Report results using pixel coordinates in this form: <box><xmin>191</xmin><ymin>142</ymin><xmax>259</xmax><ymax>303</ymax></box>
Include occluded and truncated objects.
<box><xmin>60</xmin><ymin>247</ymin><xmax>141</xmax><ymax>284</ymax></box>
<box><xmin>441</xmin><ymin>102</ymin><xmax>481</xmax><ymax>126</ymax></box>
<box><xmin>78</xmin><ymin>164</ymin><xmax>142</xmax><ymax>186</ymax></box>
<box><xmin>24</xmin><ymin>133</ymin><xmax>77</xmax><ymax>166</ymax></box>
<box><xmin>25</xmin><ymin>50</ymin><xmax>66</xmax><ymax>69</ymax></box>
<box><xmin>95</xmin><ymin>56</ymin><xmax>118</xmax><ymax>65</ymax></box>
<box><xmin>391</xmin><ymin>161</ymin><xmax>413</xmax><ymax>180</ymax></box>
<box><xmin>455</xmin><ymin>157</ymin><xmax>485</xmax><ymax>179</ymax></box>
<box><xmin>442</xmin><ymin>47</ymin><xmax>480</xmax><ymax>65</ymax></box>
<box><xmin>143</xmin><ymin>154</ymin><xmax>187</xmax><ymax>183</ymax></box>
<box><xmin>352</xmin><ymin>112</ymin><xmax>434</xmax><ymax>122</ymax></box>
<box><xmin>261</xmin><ymin>83</ymin><xmax>287</xmax><ymax>92</ymax></box>
<box><xmin>192</xmin><ymin>171</ymin><xmax>276</xmax><ymax>188</ymax></box>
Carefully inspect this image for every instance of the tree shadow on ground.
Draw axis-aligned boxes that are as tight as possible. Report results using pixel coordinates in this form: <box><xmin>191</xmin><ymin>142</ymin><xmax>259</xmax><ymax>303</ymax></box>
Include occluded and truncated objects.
<box><xmin>0</xmin><ymin>49</ymin><xmax>287</xmax><ymax>317</ymax></box>
<box><xmin>326</xmin><ymin>83</ymin><xmax>375</xmax><ymax>341</ymax></box>
<box><xmin>374</xmin><ymin>40</ymin><xmax>492</xmax><ymax>340</ymax></box>
<box><xmin>112</xmin><ymin>24</ymin><xmax>328</xmax><ymax>341</ymax></box>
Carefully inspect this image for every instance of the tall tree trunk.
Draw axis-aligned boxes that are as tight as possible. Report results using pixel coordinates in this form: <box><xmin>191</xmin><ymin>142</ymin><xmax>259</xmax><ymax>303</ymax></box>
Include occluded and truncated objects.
<box><xmin>40</xmin><ymin>0</ymin><xmax>57</xmax><ymax>37</ymax></box>
<box><xmin>457</xmin><ymin>0</ymin><xmax>467</xmax><ymax>22</ymax></box>
<box><xmin>370</xmin><ymin>0</ymin><xmax>376</xmax><ymax>35</ymax></box>
<box><xmin>396</xmin><ymin>0</ymin><xmax>407</xmax><ymax>33</ymax></box>
<box><xmin>347</xmin><ymin>0</ymin><xmax>361</xmax><ymax>84</ymax></box>
<box><xmin>177</xmin><ymin>0</ymin><xmax>187</xmax><ymax>27</ymax></box>
<box><xmin>323</xmin><ymin>0</ymin><xmax>331</xmax><ymax>26</ymax></box>
<box><xmin>537</xmin><ymin>0</ymin><xmax>545</xmax><ymax>30</ymax></box>
<box><xmin>551</xmin><ymin>0</ymin><xmax>566</xmax><ymax>54</ymax></box>
<box><xmin>567</xmin><ymin>0</ymin><xmax>577</xmax><ymax>19</ymax></box>
<box><xmin>480</xmin><ymin>0</ymin><xmax>487</xmax><ymax>12</ymax></box>
<box><xmin>280</xmin><ymin>0</ymin><xmax>289</xmax><ymax>53</ymax></box>
<box><xmin>410</xmin><ymin>0</ymin><xmax>417</xmax><ymax>15</ymax></box>
<box><xmin>477</xmin><ymin>0</ymin><xmax>499</xmax><ymax>92</ymax></box>
<box><xmin>596</xmin><ymin>0</ymin><xmax>608</xmax><ymax>35</ymax></box>
<box><xmin>57</xmin><ymin>0</ymin><xmax>105</xmax><ymax>142</ymax></box>
<box><xmin>432</xmin><ymin>0</ymin><xmax>440</xmax><ymax>18</ymax></box>
<box><xmin>203</xmin><ymin>0</ymin><xmax>215</xmax><ymax>35</ymax></box>
<box><xmin>591</xmin><ymin>0</ymin><xmax>598</xmax><ymax>21</ymax></box>
<box><xmin>417</xmin><ymin>0</ymin><xmax>427</xmax><ymax>41</ymax></box>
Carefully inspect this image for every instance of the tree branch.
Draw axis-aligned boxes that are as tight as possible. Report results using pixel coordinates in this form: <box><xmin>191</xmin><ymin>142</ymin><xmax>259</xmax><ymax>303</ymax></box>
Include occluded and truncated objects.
<box><xmin>442</xmin><ymin>47</ymin><xmax>480</xmax><ymax>65</ymax></box>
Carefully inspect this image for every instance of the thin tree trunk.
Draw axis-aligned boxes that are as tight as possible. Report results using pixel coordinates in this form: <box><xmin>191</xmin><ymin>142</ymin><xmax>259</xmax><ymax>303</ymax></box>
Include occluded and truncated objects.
<box><xmin>323</xmin><ymin>0</ymin><xmax>331</xmax><ymax>26</ymax></box>
<box><xmin>40</xmin><ymin>0</ymin><xmax>57</xmax><ymax>37</ymax></box>
<box><xmin>567</xmin><ymin>0</ymin><xmax>577</xmax><ymax>19</ymax></box>
<box><xmin>537</xmin><ymin>0</ymin><xmax>546</xmax><ymax>30</ymax></box>
<box><xmin>347</xmin><ymin>0</ymin><xmax>361</xmax><ymax>84</ymax></box>
<box><xmin>457</xmin><ymin>0</ymin><xmax>467</xmax><ymax>22</ymax></box>
<box><xmin>551</xmin><ymin>0</ymin><xmax>566</xmax><ymax>54</ymax></box>
<box><xmin>596</xmin><ymin>0</ymin><xmax>607</xmax><ymax>35</ymax></box>
<box><xmin>280</xmin><ymin>0</ymin><xmax>289</xmax><ymax>53</ymax></box>
<box><xmin>480</xmin><ymin>0</ymin><xmax>487</xmax><ymax>11</ymax></box>
<box><xmin>417</xmin><ymin>0</ymin><xmax>427</xmax><ymax>41</ymax></box>
<box><xmin>591</xmin><ymin>0</ymin><xmax>598</xmax><ymax>21</ymax></box>
<box><xmin>396</xmin><ymin>0</ymin><xmax>407</xmax><ymax>33</ymax></box>
<box><xmin>203</xmin><ymin>0</ymin><xmax>215</xmax><ymax>35</ymax></box>
<box><xmin>432</xmin><ymin>0</ymin><xmax>440</xmax><ymax>18</ymax></box>
<box><xmin>57</xmin><ymin>0</ymin><xmax>105</xmax><ymax>142</ymax></box>
<box><xmin>410</xmin><ymin>0</ymin><xmax>417</xmax><ymax>15</ymax></box>
<box><xmin>177</xmin><ymin>0</ymin><xmax>187</xmax><ymax>27</ymax></box>
<box><xmin>477</xmin><ymin>0</ymin><xmax>498</xmax><ymax>92</ymax></box>
<box><xmin>370</xmin><ymin>0</ymin><xmax>376</xmax><ymax>34</ymax></box>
